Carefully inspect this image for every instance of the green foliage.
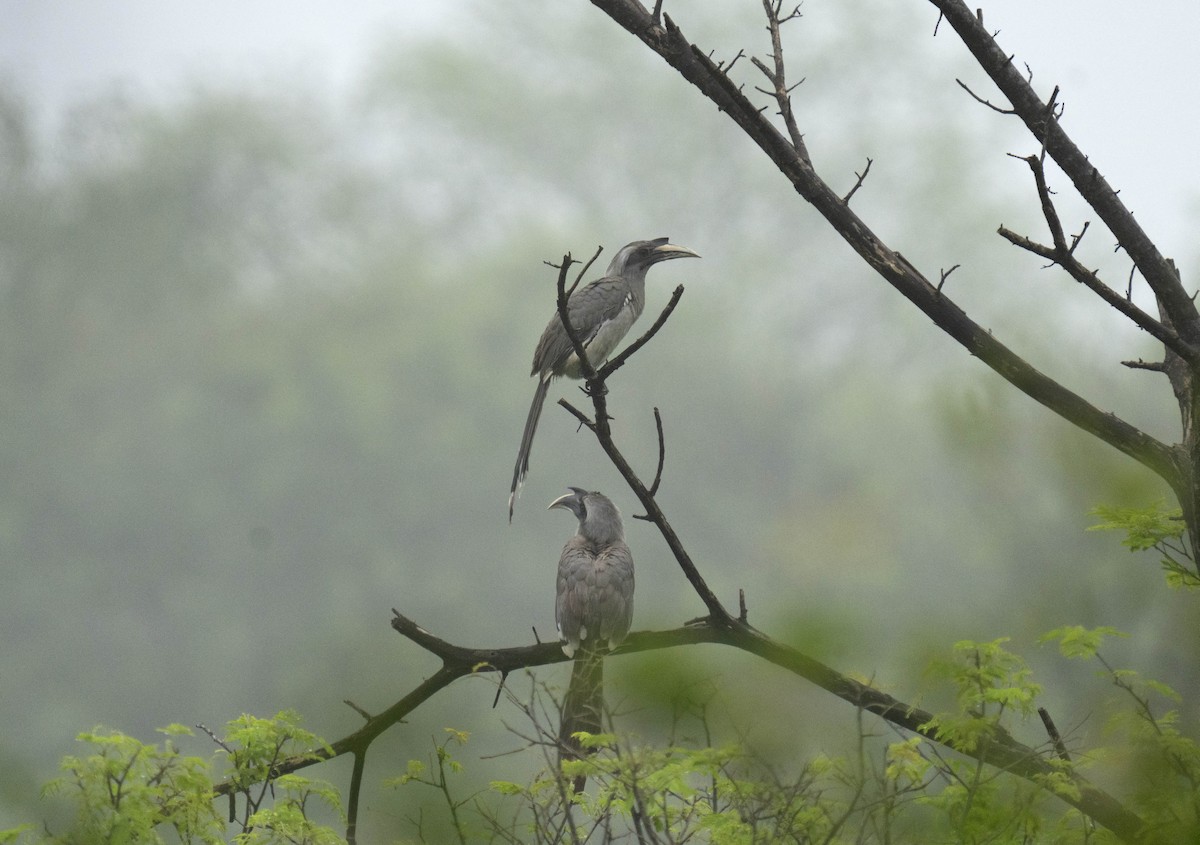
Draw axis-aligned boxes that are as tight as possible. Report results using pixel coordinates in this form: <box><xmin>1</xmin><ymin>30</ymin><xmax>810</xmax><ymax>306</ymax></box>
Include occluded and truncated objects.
<box><xmin>479</xmin><ymin>740</ymin><xmax>843</xmax><ymax>844</ymax></box>
<box><xmin>1088</xmin><ymin>502</ymin><xmax>1200</xmax><ymax>588</ymax></box>
<box><xmin>39</xmin><ymin>726</ymin><xmax>223</xmax><ymax>845</ymax></box>
<box><xmin>4</xmin><ymin>713</ymin><xmax>344</xmax><ymax>845</ymax></box>
<box><xmin>386</xmin><ymin>730</ymin><xmax>476</xmax><ymax>845</ymax></box>
<box><xmin>221</xmin><ymin>710</ymin><xmax>332</xmax><ymax>794</ymax></box>
<box><xmin>11</xmin><ymin>642</ymin><xmax>1200</xmax><ymax>844</ymax></box>
<box><xmin>922</xmin><ymin>638</ymin><xmax>1041</xmax><ymax>752</ymax></box>
<box><xmin>1039</xmin><ymin>625</ymin><xmax>1128</xmax><ymax>659</ymax></box>
<box><xmin>233</xmin><ymin>775</ymin><xmax>344</xmax><ymax>845</ymax></box>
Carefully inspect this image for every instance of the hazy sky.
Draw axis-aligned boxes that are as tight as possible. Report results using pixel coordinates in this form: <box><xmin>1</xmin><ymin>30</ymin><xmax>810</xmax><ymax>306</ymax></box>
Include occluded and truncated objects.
<box><xmin>3</xmin><ymin>0</ymin><xmax>1198</xmax><ymax>259</ymax></box>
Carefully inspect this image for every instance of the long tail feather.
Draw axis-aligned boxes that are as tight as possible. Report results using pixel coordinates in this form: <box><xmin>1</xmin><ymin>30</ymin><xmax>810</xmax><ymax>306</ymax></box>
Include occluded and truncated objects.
<box><xmin>509</xmin><ymin>375</ymin><xmax>551</xmax><ymax>521</ymax></box>
<box><xmin>559</xmin><ymin>649</ymin><xmax>604</xmax><ymax>793</ymax></box>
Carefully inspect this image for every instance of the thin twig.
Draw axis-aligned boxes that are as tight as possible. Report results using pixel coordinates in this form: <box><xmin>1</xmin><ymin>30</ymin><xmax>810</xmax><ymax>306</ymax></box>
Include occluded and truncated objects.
<box><xmin>570</xmin><ymin>245</ymin><xmax>604</xmax><ymax>297</ymax></box>
<box><xmin>754</xmin><ymin>0</ymin><xmax>809</xmax><ymax>159</ymax></box>
<box><xmin>955</xmin><ymin>78</ymin><xmax>1015</xmax><ymax>114</ymax></box>
<box><xmin>599</xmin><ymin>285</ymin><xmax>686</xmax><ymax>379</ymax></box>
<box><xmin>553</xmin><ymin>253</ymin><xmax>597</xmax><ymax>381</ymax></box>
<box><xmin>648</xmin><ymin>407</ymin><xmax>667</xmax><ymax>496</ymax></box>
<box><xmin>843</xmin><ymin>157</ymin><xmax>873</xmax><ymax>204</ymax></box>
<box><xmin>995</xmin><ymin>153</ymin><xmax>1192</xmax><ymax>359</ymax></box>
<box><xmin>937</xmin><ymin>264</ymin><xmax>961</xmax><ymax>293</ymax></box>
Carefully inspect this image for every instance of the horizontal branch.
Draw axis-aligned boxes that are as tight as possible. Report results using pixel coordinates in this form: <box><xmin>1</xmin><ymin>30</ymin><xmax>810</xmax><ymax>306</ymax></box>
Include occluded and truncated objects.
<box><xmin>223</xmin><ymin>609</ymin><xmax>1145</xmax><ymax>841</ymax></box>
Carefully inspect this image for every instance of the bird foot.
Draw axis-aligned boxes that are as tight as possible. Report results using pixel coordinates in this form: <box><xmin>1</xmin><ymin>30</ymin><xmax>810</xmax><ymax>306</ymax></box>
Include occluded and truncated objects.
<box><xmin>581</xmin><ymin>379</ymin><xmax>608</xmax><ymax>398</ymax></box>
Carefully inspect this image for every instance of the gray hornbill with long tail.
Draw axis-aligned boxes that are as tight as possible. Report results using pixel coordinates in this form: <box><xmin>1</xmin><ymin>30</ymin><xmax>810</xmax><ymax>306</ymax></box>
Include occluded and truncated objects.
<box><xmin>508</xmin><ymin>238</ymin><xmax>698</xmax><ymax>520</ymax></box>
<box><xmin>549</xmin><ymin>487</ymin><xmax>634</xmax><ymax>792</ymax></box>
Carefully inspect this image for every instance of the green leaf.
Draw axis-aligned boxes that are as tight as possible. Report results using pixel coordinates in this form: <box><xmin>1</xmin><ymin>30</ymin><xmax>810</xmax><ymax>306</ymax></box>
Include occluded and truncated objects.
<box><xmin>1088</xmin><ymin>502</ymin><xmax>1185</xmax><ymax>551</ymax></box>
<box><xmin>0</xmin><ymin>825</ymin><xmax>33</xmax><ymax>844</ymax></box>
<box><xmin>489</xmin><ymin>780</ymin><xmax>525</xmax><ymax>796</ymax></box>
<box><xmin>1039</xmin><ymin>625</ymin><xmax>1127</xmax><ymax>659</ymax></box>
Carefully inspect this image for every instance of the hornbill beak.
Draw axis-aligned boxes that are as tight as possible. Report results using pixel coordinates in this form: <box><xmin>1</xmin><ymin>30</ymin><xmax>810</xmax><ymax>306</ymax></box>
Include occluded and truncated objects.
<box><xmin>650</xmin><ymin>242</ymin><xmax>700</xmax><ymax>263</ymax></box>
<box><xmin>548</xmin><ymin>487</ymin><xmax>589</xmax><ymax>519</ymax></box>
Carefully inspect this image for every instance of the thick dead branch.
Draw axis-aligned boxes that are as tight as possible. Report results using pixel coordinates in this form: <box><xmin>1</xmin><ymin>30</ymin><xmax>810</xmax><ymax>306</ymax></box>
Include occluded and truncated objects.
<box><xmin>930</xmin><ymin>0</ymin><xmax>1200</xmax><ymax>343</ymax></box>
<box><xmin>584</xmin><ymin>0</ymin><xmax>1180</xmax><ymax>495</ymax></box>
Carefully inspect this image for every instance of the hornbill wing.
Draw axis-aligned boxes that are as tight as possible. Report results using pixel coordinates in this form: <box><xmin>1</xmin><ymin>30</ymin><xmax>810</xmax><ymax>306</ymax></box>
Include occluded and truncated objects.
<box><xmin>555</xmin><ymin>535</ymin><xmax>595</xmax><ymax>657</ymax></box>
<box><xmin>531</xmin><ymin>276</ymin><xmax>637</xmax><ymax>377</ymax></box>
<box><xmin>594</xmin><ymin>540</ymin><xmax>635</xmax><ymax>649</ymax></box>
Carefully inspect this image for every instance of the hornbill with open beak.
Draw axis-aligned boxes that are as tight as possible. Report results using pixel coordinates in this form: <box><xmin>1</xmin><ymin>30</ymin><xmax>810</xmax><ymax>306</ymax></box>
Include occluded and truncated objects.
<box><xmin>508</xmin><ymin>238</ymin><xmax>698</xmax><ymax>520</ymax></box>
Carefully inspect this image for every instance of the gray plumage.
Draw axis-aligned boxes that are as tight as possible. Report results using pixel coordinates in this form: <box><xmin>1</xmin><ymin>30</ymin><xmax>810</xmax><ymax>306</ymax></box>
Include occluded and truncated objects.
<box><xmin>548</xmin><ymin>487</ymin><xmax>634</xmax><ymax>791</ymax></box>
<box><xmin>508</xmin><ymin>239</ymin><xmax>699</xmax><ymax>520</ymax></box>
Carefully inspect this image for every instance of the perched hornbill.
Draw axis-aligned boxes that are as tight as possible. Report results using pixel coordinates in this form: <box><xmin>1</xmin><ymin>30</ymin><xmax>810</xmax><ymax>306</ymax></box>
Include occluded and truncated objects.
<box><xmin>549</xmin><ymin>487</ymin><xmax>634</xmax><ymax>792</ymax></box>
<box><xmin>508</xmin><ymin>238</ymin><xmax>698</xmax><ymax>520</ymax></box>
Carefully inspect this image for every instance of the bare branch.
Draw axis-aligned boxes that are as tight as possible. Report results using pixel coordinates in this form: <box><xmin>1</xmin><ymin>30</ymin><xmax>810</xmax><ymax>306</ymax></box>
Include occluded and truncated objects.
<box><xmin>580</xmin><ymin>2</ymin><xmax>1177</xmax><ymax>491</ymax></box>
<box><xmin>753</xmin><ymin>0</ymin><xmax>809</xmax><ymax>159</ymax></box>
<box><xmin>1037</xmin><ymin>707</ymin><xmax>1072</xmax><ymax>763</ymax></box>
<box><xmin>1122</xmin><ymin>359</ymin><xmax>1166</xmax><ymax>373</ymax></box>
<box><xmin>718</xmin><ymin>48</ymin><xmax>746</xmax><ymax>73</ymax></box>
<box><xmin>346</xmin><ymin>752</ymin><xmax>365</xmax><ymax>845</ymax></box>
<box><xmin>995</xmin><ymin>153</ymin><xmax>1194</xmax><ymax>361</ymax></box>
<box><xmin>561</xmin><ymin>378</ymin><xmax>730</xmax><ymax>623</ymax></box>
<box><xmin>842</xmin><ymin>157</ymin><xmax>873</xmax><ymax>204</ymax></box>
<box><xmin>570</xmin><ymin>244</ymin><xmax>604</xmax><ymax>296</ymax></box>
<box><xmin>599</xmin><ymin>284</ymin><xmax>686</xmax><ymax>379</ymax></box>
<box><xmin>648</xmin><ymin>407</ymin><xmax>667</xmax><ymax>496</ymax></box>
<box><xmin>955</xmin><ymin>78</ymin><xmax>1015</xmax><ymax>114</ymax></box>
<box><xmin>937</xmin><ymin>264</ymin><xmax>961</xmax><ymax>293</ymax></box>
<box><xmin>553</xmin><ymin>253</ymin><xmax>598</xmax><ymax>382</ymax></box>
<box><xmin>218</xmin><ymin>607</ymin><xmax>1144</xmax><ymax>841</ymax></box>
<box><xmin>930</xmin><ymin>0</ymin><xmax>1199</xmax><ymax>340</ymax></box>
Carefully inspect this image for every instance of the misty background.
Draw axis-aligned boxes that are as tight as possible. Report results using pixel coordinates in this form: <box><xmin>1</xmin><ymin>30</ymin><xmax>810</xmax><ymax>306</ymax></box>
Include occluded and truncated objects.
<box><xmin>3</xmin><ymin>1</ymin><xmax>1199</xmax><ymax>840</ymax></box>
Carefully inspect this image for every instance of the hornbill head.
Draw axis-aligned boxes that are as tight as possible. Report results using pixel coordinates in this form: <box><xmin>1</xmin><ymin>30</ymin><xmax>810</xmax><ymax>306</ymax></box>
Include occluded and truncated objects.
<box><xmin>605</xmin><ymin>237</ymin><xmax>699</xmax><ymax>276</ymax></box>
<box><xmin>548</xmin><ymin>487</ymin><xmax>590</xmax><ymax>522</ymax></box>
<box><xmin>549</xmin><ymin>487</ymin><xmax>625</xmax><ymax>544</ymax></box>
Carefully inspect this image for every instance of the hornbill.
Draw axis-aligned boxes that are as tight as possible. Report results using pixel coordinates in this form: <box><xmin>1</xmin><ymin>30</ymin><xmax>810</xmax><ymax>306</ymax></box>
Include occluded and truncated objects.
<box><xmin>549</xmin><ymin>487</ymin><xmax>634</xmax><ymax>792</ymax></box>
<box><xmin>508</xmin><ymin>238</ymin><xmax>698</xmax><ymax>520</ymax></box>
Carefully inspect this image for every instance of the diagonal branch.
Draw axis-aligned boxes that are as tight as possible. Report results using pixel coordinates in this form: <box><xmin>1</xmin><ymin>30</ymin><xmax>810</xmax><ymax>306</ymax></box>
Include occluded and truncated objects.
<box><xmin>996</xmin><ymin>154</ymin><xmax>1189</xmax><ymax>358</ymax></box>
<box><xmin>584</xmin><ymin>0</ymin><xmax>1181</xmax><ymax>493</ymax></box>
<box><xmin>558</xmin><ymin>394</ymin><xmax>732</xmax><ymax>624</ymax></box>
<box><xmin>929</xmin><ymin>0</ymin><xmax>1200</xmax><ymax>344</ymax></box>
<box><xmin>598</xmin><ymin>284</ymin><xmax>685</xmax><ymax>379</ymax></box>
